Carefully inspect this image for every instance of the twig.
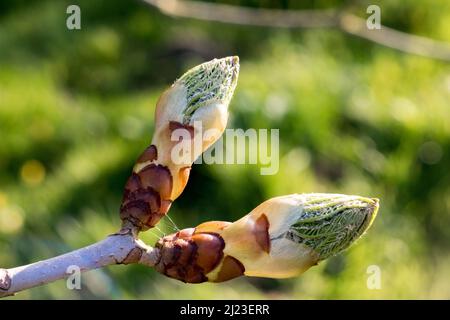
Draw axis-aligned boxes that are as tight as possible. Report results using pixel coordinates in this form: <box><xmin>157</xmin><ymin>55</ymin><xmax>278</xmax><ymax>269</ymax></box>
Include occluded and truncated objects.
<box><xmin>0</xmin><ymin>231</ymin><xmax>159</xmax><ymax>298</ymax></box>
<box><xmin>143</xmin><ymin>0</ymin><xmax>450</xmax><ymax>62</ymax></box>
<box><xmin>145</xmin><ymin>0</ymin><xmax>338</xmax><ymax>28</ymax></box>
<box><xmin>339</xmin><ymin>13</ymin><xmax>450</xmax><ymax>61</ymax></box>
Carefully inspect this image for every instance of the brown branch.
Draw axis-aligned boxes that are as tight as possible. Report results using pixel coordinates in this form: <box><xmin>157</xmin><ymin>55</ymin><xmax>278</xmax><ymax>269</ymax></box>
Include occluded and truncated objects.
<box><xmin>143</xmin><ymin>0</ymin><xmax>450</xmax><ymax>62</ymax></box>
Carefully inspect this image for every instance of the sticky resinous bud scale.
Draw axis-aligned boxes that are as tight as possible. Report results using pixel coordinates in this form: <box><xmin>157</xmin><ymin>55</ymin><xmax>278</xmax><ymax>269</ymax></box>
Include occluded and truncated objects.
<box><xmin>154</xmin><ymin>193</ymin><xmax>379</xmax><ymax>283</ymax></box>
<box><xmin>120</xmin><ymin>57</ymin><xmax>239</xmax><ymax>231</ymax></box>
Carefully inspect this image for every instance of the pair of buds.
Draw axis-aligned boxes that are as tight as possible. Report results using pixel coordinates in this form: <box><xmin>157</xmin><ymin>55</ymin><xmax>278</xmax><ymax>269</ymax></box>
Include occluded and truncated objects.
<box><xmin>119</xmin><ymin>57</ymin><xmax>379</xmax><ymax>283</ymax></box>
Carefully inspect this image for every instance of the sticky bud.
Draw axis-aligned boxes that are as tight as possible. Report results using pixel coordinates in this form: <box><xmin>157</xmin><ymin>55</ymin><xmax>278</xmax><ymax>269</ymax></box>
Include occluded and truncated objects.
<box><xmin>220</xmin><ymin>193</ymin><xmax>379</xmax><ymax>279</ymax></box>
<box><xmin>120</xmin><ymin>57</ymin><xmax>239</xmax><ymax>231</ymax></box>
<box><xmin>153</xmin><ymin>193</ymin><xmax>379</xmax><ymax>283</ymax></box>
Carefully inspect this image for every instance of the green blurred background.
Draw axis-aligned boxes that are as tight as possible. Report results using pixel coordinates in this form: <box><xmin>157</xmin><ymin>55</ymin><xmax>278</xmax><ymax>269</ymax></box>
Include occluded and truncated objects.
<box><xmin>1</xmin><ymin>0</ymin><xmax>449</xmax><ymax>299</ymax></box>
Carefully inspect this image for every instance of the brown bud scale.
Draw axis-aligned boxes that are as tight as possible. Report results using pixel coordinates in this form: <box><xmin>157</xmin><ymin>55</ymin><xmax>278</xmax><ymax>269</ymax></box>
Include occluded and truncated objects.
<box><xmin>213</xmin><ymin>255</ymin><xmax>245</xmax><ymax>283</ymax></box>
<box><xmin>136</xmin><ymin>145</ymin><xmax>158</xmax><ymax>163</ymax></box>
<box><xmin>169</xmin><ymin>121</ymin><xmax>195</xmax><ymax>139</ymax></box>
<box><xmin>154</xmin><ymin>228</ymin><xmax>227</xmax><ymax>283</ymax></box>
<box><xmin>253</xmin><ymin>213</ymin><xmax>271</xmax><ymax>254</ymax></box>
<box><xmin>120</xmin><ymin>146</ymin><xmax>174</xmax><ymax>230</ymax></box>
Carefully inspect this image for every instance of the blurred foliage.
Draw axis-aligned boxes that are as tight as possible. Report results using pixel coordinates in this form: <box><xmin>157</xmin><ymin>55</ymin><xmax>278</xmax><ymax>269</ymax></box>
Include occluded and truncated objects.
<box><xmin>0</xmin><ymin>0</ymin><xmax>449</xmax><ymax>299</ymax></box>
